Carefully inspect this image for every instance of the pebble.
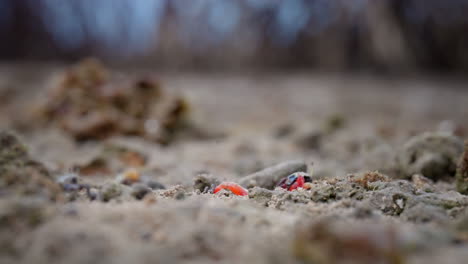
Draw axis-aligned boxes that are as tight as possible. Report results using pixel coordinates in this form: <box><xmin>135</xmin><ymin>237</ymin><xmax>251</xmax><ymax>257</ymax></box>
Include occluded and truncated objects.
<box><xmin>146</xmin><ymin>180</ymin><xmax>166</xmax><ymax>190</ymax></box>
<box><xmin>238</xmin><ymin>160</ymin><xmax>307</xmax><ymax>189</ymax></box>
<box><xmin>100</xmin><ymin>182</ymin><xmax>123</xmax><ymax>202</ymax></box>
<box><xmin>131</xmin><ymin>183</ymin><xmax>151</xmax><ymax>200</ymax></box>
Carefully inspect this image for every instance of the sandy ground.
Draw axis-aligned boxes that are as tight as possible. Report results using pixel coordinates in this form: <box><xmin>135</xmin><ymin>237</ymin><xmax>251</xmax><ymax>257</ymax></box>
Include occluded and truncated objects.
<box><xmin>1</xmin><ymin>64</ymin><xmax>468</xmax><ymax>264</ymax></box>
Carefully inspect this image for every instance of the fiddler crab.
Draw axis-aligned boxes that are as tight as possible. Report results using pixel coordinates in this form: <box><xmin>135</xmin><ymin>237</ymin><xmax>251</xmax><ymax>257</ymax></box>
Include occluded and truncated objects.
<box><xmin>213</xmin><ymin>172</ymin><xmax>312</xmax><ymax>196</ymax></box>
<box><xmin>276</xmin><ymin>172</ymin><xmax>312</xmax><ymax>191</ymax></box>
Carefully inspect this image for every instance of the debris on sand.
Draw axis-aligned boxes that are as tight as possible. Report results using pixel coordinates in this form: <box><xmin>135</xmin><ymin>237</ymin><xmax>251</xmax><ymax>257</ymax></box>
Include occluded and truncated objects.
<box><xmin>349</xmin><ymin>171</ymin><xmax>390</xmax><ymax>190</ymax></box>
<box><xmin>411</xmin><ymin>174</ymin><xmax>435</xmax><ymax>192</ymax></box>
<box><xmin>56</xmin><ymin>172</ymin><xmax>80</xmax><ymax>187</ymax></box>
<box><xmin>160</xmin><ymin>185</ymin><xmax>187</xmax><ymax>199</ymax></box>
<box><xmin>396</xmin><ymin>132</ymin><xmax>463</xmax><ymax>181</ymax></box>
<box><xmin>456</xmin><ymin>141</ymin><xmax>468</xmax><ymax>194</ymax></box>
<box><xmin>0</xmin><ymin>131</ymin><xmax>61</xmax><ymax>200</ymax></box>
<box><xmin>239</xmin><ymin>160</ymin><xmax>307</xmax><ymax>189</ymax></box>
<box><xmin>37</xmin><ymin>58</ymin><xmax>190</xmax><ymax>144</ymax></box>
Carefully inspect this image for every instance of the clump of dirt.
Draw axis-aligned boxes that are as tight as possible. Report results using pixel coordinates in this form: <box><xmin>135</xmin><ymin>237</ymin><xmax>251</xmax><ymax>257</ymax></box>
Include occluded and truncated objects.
<box><xmin>396</xmin><ymin>132</ymin><xmax>464</xmax><ymax>181</ymax></box>
<box><xmin>0</xmin><ymin>131</ymin><xmax>61</xmax><ymax>200</ymax></box>
<box><xmin>244</xmin><ymin>166</ymin><xmax>468</xmax><ymax>221</ymax></box>
<box><xmin>350</xmin><ymin>171</ymin><xmax>390</xmax><ymax>189</ymax></box>
<box><xmin>37</xmin><ymin>58</ymin><xmax>190</xmax><ymax>144</ymax></box>
<box><xmin>456</xmin><ymin>141</ymin><xmax>468</xmax><ymax>194</ymax></box>
<box><xmin>193</xmin><ymin>173</ymin><xmax>220</xmax><ymax>193</ymax></box>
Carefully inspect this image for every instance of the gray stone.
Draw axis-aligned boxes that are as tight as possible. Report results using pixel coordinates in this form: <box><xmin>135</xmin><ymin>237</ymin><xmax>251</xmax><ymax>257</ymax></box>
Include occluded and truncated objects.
<box><xmin>239</xmin><ymin>160</ymin><xmax>307</xmax><ymax>189</ymax></box>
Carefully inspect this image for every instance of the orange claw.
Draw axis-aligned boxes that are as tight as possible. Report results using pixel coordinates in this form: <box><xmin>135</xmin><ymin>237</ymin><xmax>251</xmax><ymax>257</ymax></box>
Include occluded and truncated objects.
<box><xmin>213</xmin><ymin>182</ymin><xmax>248</xmax><ymax>196</ymax></box>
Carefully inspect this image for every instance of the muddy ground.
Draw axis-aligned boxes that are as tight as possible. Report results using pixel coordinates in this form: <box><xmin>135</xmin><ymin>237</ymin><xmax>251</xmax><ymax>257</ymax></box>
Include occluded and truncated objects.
<box><xmin>1</xmin><ymin>63</ymin><xmax>468</xmax><ymax>264</ymax></box>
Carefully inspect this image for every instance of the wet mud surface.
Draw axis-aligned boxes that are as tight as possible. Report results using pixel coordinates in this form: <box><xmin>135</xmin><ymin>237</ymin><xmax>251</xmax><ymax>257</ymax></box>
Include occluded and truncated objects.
<box><xmin>1</xmin><ymin>63</ymin><xmax>468</xmax><ymax>263</ymax></box>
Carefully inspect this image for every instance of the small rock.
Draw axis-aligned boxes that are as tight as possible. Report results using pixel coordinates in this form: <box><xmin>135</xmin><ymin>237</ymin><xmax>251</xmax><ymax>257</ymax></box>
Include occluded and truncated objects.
<box><xmin>56</xmin><ymin>172</ymin><xmax>86</xmax><ymax>189</ymax></box>
<box><xmin>100</xmin><ymin>182</ymin><xmax>123</xmax><ymax>202</ymax></box>
<box><xmin>396</xmin><ymin>132</ymin><xmax>463</xmax><ymax>181</ymax></box>
<box><xmin>87</xmin><ymin>188</ymin><xmax>99</xmax><ymax>200</ymax></box>
<box><xmin>56</xmin><ymin>172</ymin><xmax>80</xmax><ymax>186</ymax></box>
<box><xmin>239</xmin><ymin>160</ymin><xmax>307</xmax><ymax>189</ymax></box>
<box><xmin>131</xmin><ymin>183</ymin><xmax>151</xmax><ymax>200</ymax></box>
<box><xmin>146</xmin><ymin>180</ymin><xmax>166</xmax><ymax>190</ymax></box>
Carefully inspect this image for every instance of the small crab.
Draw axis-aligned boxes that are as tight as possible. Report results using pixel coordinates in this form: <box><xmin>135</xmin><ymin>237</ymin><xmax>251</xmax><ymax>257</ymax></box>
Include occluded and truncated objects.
<box><xmin>276</xmin><ymin>172</ymin><xmax>312</xmax><ymax>191</ymax></box>
<box><xmin>213</xmin><ymin>182</ymin><xmax>249</xmax><ymax>196</ymax></box>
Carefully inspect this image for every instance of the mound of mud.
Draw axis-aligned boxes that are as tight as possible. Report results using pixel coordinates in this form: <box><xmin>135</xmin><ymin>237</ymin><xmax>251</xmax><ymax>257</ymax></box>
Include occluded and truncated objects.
<box><xmin>37</xmin><ymin>59</ymin><xmax>190</xmax><ymax>144</ymax></box>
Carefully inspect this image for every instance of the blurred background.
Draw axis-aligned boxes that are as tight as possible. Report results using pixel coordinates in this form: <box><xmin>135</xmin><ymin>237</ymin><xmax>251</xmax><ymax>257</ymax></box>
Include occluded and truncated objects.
<box><xmin>1</xmin><ymin>0</ymin><xmax>468</xmax><ymax>72</ymax></box>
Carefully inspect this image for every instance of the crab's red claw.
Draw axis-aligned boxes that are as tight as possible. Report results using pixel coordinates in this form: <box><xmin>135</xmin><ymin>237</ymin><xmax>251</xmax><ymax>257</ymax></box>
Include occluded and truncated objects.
<box><xmin>213</xmin><ymin>182</ymin><xmax>249</xmax><ymax>196</ymax></box>
<box><xmin>289</xmin><ymin>176</ymin><xmax>305</xmax><ymax>191</ymax></box>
